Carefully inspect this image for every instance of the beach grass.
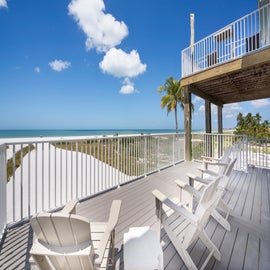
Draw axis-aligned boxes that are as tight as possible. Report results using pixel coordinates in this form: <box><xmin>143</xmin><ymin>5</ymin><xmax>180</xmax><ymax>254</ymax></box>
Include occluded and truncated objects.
<box><xmin>6</xmin><ymin>144</ymin><xmax>35</xmax><ymax>182</ymax></box>
<box><xmin>54</xmin><ymin>137</ymin><xmax>159</xmax><ymax>176</ymax></box>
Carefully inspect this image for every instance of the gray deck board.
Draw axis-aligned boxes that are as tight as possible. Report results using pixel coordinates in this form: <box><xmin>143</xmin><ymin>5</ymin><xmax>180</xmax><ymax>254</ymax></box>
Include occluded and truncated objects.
<box><xmin>0</xmin><ymin>162</ymin><xmax>269</xmax><ymax>270</ymax></box>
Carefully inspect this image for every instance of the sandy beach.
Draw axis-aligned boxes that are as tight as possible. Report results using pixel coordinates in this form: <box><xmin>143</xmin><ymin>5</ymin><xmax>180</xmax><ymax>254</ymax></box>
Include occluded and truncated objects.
<box><xmin>2</xmin><ymin>137</ymin><xmax>128</xmax><ymax>224</ymax></box>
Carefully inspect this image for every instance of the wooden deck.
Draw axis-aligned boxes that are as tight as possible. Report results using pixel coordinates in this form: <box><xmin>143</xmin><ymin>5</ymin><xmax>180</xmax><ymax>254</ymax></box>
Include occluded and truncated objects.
<box><xmin>0</xmin><ymin>161</ymin><xmax>270</xmax><ymax>269</ymax></box>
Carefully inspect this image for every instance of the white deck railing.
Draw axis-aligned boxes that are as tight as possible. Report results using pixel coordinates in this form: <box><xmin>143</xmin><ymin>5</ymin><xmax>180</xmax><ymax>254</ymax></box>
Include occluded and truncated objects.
<box><xmin>182</xmin><ymin>3</ymin><xmax>270</xmax><ymax>77</ymax></box>
<box><xmin>0</xmin><ymin>133</ymin><xmax>184</xmax><ymax>237</ymax></box>
<box><xmin>192</xmin><ymin>133</ymin><xmax>270</xmax><ymax>170</ymax></box>
<box><xmin>0</xmin><ymin>132</ymin><xmax>269</xmax><ymax>240</ymax></box>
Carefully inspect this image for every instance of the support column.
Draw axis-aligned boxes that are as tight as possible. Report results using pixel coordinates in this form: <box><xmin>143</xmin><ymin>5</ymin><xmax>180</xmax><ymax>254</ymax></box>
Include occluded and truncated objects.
<box><xmin>205</xmin><ymin>100</ymin><xmax>212</xmax><ymax>157</ymax></box>
<box><xmin>205</xmin><ymin>100</ymin><xmax>212</xmax><ymax>133</ymax></box>
<box><xmin>218</xmin><ymin>106</ymin><xmax>223</xmax><ymax>134</ymax></box>
<box><xmin>218</xmin><ymin>105</ymin><xmax>223</xmax><ymax>157</ymax></box>
<box><xmin>184</xmin><ymin>86</ymin><xmax>192</xmax><ymax>161</ymax></box>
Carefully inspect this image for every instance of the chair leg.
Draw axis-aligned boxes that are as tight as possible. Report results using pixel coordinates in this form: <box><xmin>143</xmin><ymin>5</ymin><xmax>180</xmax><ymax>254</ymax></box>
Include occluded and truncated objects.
<box><xmin>32</xmin><ymin>254</ymin><xmax>52</xmax><ymax>270</ymax></box>
<box><xmin>110</xmin><ymin>230</ymin><xmax>115</xmax><ymax>267</ymax></box>
<box><xmin>199</xmin><ymin>230</ymin><xmax>221</xmax><ymax>261</ymax></box>
<box><xmin>164</xmin><ymin>224</ymin><xmax>198</xmax><ymax>270</ymax></box>
<box><xmin>218</xmin><ymin>199</ymin><xmax>231</xmax><ymax>218</ymax></box>
<box><xmin>179</xmin><ymin>249</ymin><xmax>198</xmax><ymax>270</ymax></box>
<box><xmin>211</xmin><ymin>209</ymin><xmax>231</xmax><ymax>231</ymax></box>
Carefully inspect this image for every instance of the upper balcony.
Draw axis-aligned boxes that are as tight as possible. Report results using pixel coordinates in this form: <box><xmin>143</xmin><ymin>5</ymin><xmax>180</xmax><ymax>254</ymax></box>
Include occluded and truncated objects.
<box><xmin>181</xmin><ymin>3</ymin><xmax>270</xmax><ymax>105</ymax></box>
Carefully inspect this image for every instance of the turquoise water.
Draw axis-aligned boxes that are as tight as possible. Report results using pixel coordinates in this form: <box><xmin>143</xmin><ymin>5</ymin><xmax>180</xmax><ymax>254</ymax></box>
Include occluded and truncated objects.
<box><xmin>0</xmin><ymin>129</ymin><xmax>187</xmax><ymax>138</ymax></box>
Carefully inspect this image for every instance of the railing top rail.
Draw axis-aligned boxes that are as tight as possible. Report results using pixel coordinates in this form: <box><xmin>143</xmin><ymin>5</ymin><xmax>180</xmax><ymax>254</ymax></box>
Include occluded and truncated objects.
<box><xmin>182</xmin><ymin>5</ymin><xmax>266</xmax><ymax>52</ymax></box>
<box><xmin>1</xmin><ymin>132</ymin><xmax>183</xmax><ymax>145</ymax></box>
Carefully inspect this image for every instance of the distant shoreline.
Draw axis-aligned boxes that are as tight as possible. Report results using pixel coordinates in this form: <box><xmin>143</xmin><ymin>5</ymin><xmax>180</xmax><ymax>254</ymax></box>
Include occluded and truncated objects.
<box><xmin>0</xmin><ymin>129</ymin><xmax>178</xmax><ymax>139</ymax></box>
<box><xmin>0</xmin><ymin>128</ymin><xmax>235</xmax><ymax>144</ymax></box>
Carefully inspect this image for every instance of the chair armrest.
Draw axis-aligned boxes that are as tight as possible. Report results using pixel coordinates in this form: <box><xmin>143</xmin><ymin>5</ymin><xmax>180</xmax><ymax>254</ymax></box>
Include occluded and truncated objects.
<box><xmin>95</xmin><ymin>200</ymin><xmax>122</xmax><ymax>266</ymax></box>
<box><xmin>175</xmin><ymin>179</ymin><xmax>195</xmax><ymax>211</ymax></box>
<box><xmin>175</xmin><ymin>178</ymin><xmax>201</xmax><ymax>197</ymax></box>
<box><xmin>61</xmin><ymin>200</ymin><xmax>78</xmax><ymax>214</ymax></box>
<box><xmin>152</xmin><ymin>189</ymin><xmax>198</xmax><ymax>225</ymax></box>
<box><xmin>181</xmin><ymin>185</ymin><xmax>201</xmax><ymax>199</ymax></box>
<box><xmin>197</xmin><ymin>168</ymin><xmax>220</xmax><ymax>176</ymax></box>
<box><xmin>175</xmin><ymin>178</ymin><xmax>187</xmax><ymax>188</ymax></box>
<box><xmin>186</xmin><ymin>173</ymin><xmax>211</xmax><ymax>185</ymax></box>
<box><xmin>201</xmin><ymin>156</ymin><xmax>221</xmax><ymax>162</ymax></box>
<box><xmin>186</xmin><ymin>173</ymin><xmax>197</xmax><ymax>186</ymax></box>
<box><xmin>203</xmin><ymin>160</ymin><xmax>229</xmax><ymax>167</ymax></box>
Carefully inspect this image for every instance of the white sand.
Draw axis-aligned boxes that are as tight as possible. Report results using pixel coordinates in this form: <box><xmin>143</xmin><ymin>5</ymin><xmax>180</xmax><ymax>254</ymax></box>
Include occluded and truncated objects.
<box><xmin>1</xmin><ymin>137</ymin><xmax>128</xmax><ymax>224</ymax></box>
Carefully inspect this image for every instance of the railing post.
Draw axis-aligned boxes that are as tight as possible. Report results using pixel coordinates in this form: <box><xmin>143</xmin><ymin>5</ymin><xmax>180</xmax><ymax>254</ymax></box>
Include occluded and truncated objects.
<box><xmin>157</xmin><ymin>136</ymin><xmax>160</xmax><ymax>169</ymax></box>
<box><xmin>144</xmin><ymin>136</ymin><xmax>147</xmax><ymax>176</ymax></box>
<box><xmin>0</xmin><ymin>144</ymin><xmax>7</xmax><ymax>240</ymax></box>
<box><xmin>172</xmin><ymin>134</ymin><xmax>175</xmax><ymax>164</ymax></box>
<box><xmin>245</xmin><ymin>135</ymin><xmax>249</xmax><ymax>172</ymax></box>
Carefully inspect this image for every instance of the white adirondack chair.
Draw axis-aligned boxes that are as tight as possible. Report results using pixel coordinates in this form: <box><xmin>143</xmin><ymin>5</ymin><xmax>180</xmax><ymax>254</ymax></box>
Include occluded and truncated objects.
<box><xmin>30</xmin><ymin>200</ymin><xmax>122</xmax><ymax>270</ymax></box>
<box><xmin>177</xmin><ymin>158</ymin><xmax>237</xmax><ymax>231</ymax></box>
<box><xmin>199</xmin><ymin>146</ymin><xmax>232</xmax><ymax>177</ymax></box>
<box><xmin>152</xmin><ymin>175</ymin><xmax>222</xmax><ymax>270</ymax></box>
<box><xmin>198</xmin><ymin>156</ymin><xmax>231</xmax><ymax>179</ymax></box>
<box><xmin>201</xmin><ymin>146</ymin><xmax>232</xmax><ymax>164</ymax></box>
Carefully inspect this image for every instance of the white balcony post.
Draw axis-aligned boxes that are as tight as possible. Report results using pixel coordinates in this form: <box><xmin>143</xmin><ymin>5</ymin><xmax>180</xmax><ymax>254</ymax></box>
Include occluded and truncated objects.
<box><xmin>0</xmin><ymin>144</ymin><xmax>7</xmax><ymax>240</ymax></box>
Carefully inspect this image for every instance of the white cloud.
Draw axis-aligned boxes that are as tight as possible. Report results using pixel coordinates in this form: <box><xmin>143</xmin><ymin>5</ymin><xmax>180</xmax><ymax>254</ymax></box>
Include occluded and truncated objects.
<box><xmin>68</xmin><ymin>0</ymin><xmax>128</xmax><ymax>52</ymax></box>
<box><xmin>120</xmin><ymin>78</ymin><xmax>137</xmax><ymax>94</ymax></box>
<box><xmin>35</xmin><ymin>67</ymin><xmax>41</xmax><ymax>73</ymax></box>
<box><xmin>193</xmin><ymin>96</ymin><xmax>203</xmax><ymax>104</ymax></box>
<box><xmin>251</xmin><ymin>99</ymin><xmax>270</xmax><ymax>108</ymax></box>
<box><xmin>0</xmin><ymin>0</ymin><xmax>7</xmax><ymax>8</ymax></box>
<box><xmin>99</xmin><ymin>48</ymin><xmax>146</xmax><ymax>78</ymax></box>
<box><xmin>225</xmin><ymin>114</ymin><xmax>234</xmax><ymax>118</ymax></box>
<box><xmin>49</xmin><ymin>60</ymin><xmax>71</xmax><ymax>72</ymax></box>
<box><xmin>212</xmin><ymin>105</ymin><xmax>217</xmax><ymax>115</ymax></box>
<box><xmin>198</xmin><ymin>105</ymin><xmax>205</xmax><ymax>112</ymax></box>
<box><xmin>221</xmin><ymin>102</ymin><xmax>242</xmax><ymax>119</ymax></box>
<box><xmin>224</xmin><ymin>103</ymin><xmax>242</xmax><ymax>112</ymax></box>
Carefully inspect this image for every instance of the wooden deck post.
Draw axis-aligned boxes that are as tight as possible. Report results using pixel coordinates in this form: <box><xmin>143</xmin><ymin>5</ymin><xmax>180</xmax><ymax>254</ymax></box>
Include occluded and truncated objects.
<box><xmin>218</xmin><ymin>106</ymin><xmax>223</xmax><ymax>157</ymax></box>
<box><xmin>184</xmin><ymin>86</ymin><xmax>192</xmax><ymax>161</ymax></box>
<box><xmin>218</xmin><ymin>106</ymin><xmax>223</xmax><ymax>134</ymax></box>
<box><xmin>205</xmin><ymin>100</ymin><xmax>212</xmax><ymax>133</ymax></box>
<box><xmin>205</xmin><ymin>100</ymin><xmax>212</xmax><ymax>157</ymax></box>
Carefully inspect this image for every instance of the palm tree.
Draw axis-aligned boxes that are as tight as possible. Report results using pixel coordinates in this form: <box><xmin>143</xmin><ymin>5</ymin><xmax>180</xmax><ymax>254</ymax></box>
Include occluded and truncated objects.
<box><xmin>235</xmin><ymin>112</ymin><xmax>270</xmax><ymax>139</ymax></box>
<box><xmin>158</xmin><ymin>77</ymin><xmax>185</xmax><ymax>133</ymax></box>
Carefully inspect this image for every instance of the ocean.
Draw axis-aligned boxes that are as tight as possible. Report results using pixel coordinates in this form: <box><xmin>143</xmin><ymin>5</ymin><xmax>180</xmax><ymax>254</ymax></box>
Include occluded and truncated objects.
<box><xmin>0</xmin><ymin>129</ymin><xmax>186</xmax><ymax>139</ymax></box>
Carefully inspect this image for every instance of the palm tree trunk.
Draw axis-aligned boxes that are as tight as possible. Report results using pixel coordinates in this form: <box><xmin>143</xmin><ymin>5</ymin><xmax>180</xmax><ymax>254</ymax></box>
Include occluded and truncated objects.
<box><xmin>175</xmin><ymin>106</ymin><xmax>178</xmax><ymax>133</ymax></box>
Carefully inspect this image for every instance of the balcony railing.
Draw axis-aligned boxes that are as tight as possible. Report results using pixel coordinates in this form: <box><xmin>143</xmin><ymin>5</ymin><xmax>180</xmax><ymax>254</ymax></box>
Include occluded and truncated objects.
<box><xmin>0</xmin><ymin>133</ymin><xmax>185</xmax><ymax>238</ymax></box>
<box><xmin>192</xmin><ymin>133</ymin><xmax>270</xmax><ymax>170</ymax></box>
<box><xmin>182</xmin><ymin>3</ymin><xmax>270</xmax><ymax>77</ymax></box>
<box><xmin>0</xmin><ymin>133</ymin><xmax>269</xmax><ymax>242</ymax></box>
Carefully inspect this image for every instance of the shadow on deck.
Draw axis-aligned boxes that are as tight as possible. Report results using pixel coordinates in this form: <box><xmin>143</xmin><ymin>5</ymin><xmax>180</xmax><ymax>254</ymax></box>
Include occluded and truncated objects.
<box><xmin>0</xmin><ymin>161</ymin><xmax>270</xmax><ymax>269</ymax></box>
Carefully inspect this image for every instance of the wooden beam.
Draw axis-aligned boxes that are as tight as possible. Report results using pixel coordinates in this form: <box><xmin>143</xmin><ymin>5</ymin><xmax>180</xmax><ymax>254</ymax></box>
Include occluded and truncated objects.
<box><xmin>188</xmin><ymin>84</ymin><xmax>223</xmax><ymax>107</ymax></box>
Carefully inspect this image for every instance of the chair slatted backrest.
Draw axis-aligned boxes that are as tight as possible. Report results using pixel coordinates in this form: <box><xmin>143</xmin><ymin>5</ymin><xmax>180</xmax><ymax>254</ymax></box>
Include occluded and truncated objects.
<box><xmin>195</xmin><ymin>176</ymin><xmax>221</xmax><ymax>224</ymax></box>
<box><xmin>31</xmin><ymin>213</ymin><xmax>94</xmax><ymax>269</ymax></box>
<box><xmin>222</xmin><ymin>146</ymin><xmax>232</xmax><ymax>160</ymax></box>
<box><xmin>182</xmin><ymin>176</ymin><xmax>221</xmax><ymax>247</ymax></box>
<box><xmin>31</xmin><ymin>213</ymin><xmax>92</xmax><ymax>246</ymax></box>
<box><xmin>217</xmin><ymin>157</ymin><xmax>231</xmax><ymax>175</ymax></box>
<box><xmin>224</xmin><ymin>158</ymin><xmax>237</xmax><ymax>177</ymax></box>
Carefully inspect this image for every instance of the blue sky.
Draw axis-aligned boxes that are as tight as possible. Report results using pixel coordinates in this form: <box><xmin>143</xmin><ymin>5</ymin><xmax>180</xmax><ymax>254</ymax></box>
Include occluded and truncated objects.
<box><xmin>0</xmin><ymin>0</ymin><xmax>269</xmax><ymax>131</ymax></box>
